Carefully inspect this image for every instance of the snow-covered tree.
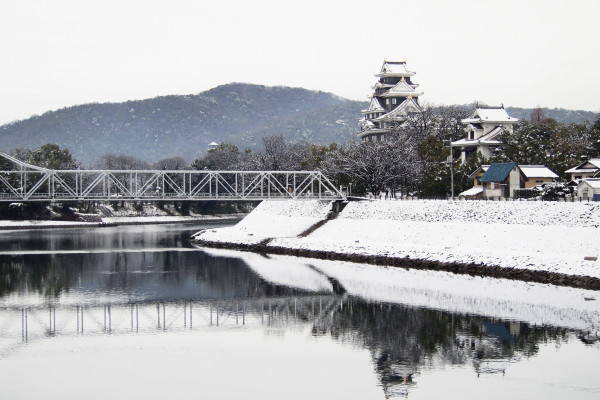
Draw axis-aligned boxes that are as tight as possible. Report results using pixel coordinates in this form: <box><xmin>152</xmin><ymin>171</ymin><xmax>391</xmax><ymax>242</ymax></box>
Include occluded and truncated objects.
<box><xmin>323</xmin><ymin>130</ymin><xmax>423</xmax><ymax>196</ymax></box>
<box><xmin>191</xmin><ymin>143</ymin><xmax>245</xmax><ymax>171</ymax></box>
<box><xmin>589</xmin><ymin>114</ymin><xmax>600</xmax><ymax>157</ymax></box>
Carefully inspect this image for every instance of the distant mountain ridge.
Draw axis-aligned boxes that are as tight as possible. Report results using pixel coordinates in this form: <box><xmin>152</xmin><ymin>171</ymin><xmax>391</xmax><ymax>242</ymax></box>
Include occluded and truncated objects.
<box><xmin>0</xmin><ymin>83</ymin><xmax>365</xmax><ymax>165</ymax></box>
<box><xmin>504</xmin><ymin>106</ymin><xmax>596</xmax><ymax>125</ymax></box>
<box><xmin>0</xmin><ymin>83</ymin><xmax>596</xmax><ymax>165</ymax></box>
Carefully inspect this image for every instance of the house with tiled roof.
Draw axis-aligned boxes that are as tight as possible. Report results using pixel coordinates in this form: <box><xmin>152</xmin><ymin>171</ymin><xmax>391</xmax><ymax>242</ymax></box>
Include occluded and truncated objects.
<box><xmin>518</xmin><ymin>165</ymin><xmax>559</xmax><ymax>188</ymax></box>
<box><xmin>565</xmin><ymin>159</ymin><xmax>600</xmax><ymax>181</ymax></box>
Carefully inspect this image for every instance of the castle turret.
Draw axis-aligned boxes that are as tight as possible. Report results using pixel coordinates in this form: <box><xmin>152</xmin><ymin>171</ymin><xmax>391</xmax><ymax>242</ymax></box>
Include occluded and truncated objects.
<box><xmin>451</xmin><ymin>106</ymin><xmax>518</xmax><ymax>163</ymax></box>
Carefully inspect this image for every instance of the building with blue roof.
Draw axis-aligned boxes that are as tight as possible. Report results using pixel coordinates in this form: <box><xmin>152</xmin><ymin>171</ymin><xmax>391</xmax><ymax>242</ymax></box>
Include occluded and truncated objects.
<box><xmin>479</xmin><ymin>162</ymin><xmax>524</xmax><ymax>198</ymax></box>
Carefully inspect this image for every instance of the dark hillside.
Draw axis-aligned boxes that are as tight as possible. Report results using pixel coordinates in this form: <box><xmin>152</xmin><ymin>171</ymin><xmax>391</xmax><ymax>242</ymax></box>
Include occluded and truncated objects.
<box><xmin>0</xmin><ymin>83</ymin><xmax>366</xmax><ymax>164</ymax></box>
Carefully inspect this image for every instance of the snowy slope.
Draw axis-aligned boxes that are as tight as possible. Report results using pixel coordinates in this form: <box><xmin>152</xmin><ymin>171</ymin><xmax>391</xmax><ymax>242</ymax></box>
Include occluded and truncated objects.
<box><xmin>193</xmin><ymin>200</ymin><xmax>332</xmax><ymax>245</ymax></box>
<box><xmin>195</xmin><ymin>200</ymin><xmax>600</xmax><ymax>279</ymax></box>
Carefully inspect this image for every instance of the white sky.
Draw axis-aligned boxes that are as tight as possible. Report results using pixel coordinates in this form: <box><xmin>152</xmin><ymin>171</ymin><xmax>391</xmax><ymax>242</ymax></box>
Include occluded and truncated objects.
<box><xmin>1</xmin><ymin>0</ymin><xmax>599</xmax><ymax>125</ymax></box>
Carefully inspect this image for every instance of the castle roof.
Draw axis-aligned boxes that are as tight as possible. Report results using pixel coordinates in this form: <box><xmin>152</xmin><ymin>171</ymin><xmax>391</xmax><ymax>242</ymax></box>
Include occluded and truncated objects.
<box><xmin>375</xmin><ymin>61</ymin><xmax>415</xmax><ymax>78</ymax></box>
<box><xmin>379</xmin><ymin>80</ymin><xmax>423</xmax><ymax>98</ymax></box>
<box><xmin>462</xmin><ymin>107</ymin><xmax>518</xmax><ymax>124</ymax></box>
<box><xmin>451</xmin><ymin>126</ymin><xmax>506</xmax><ymax>147</ymax></box>
<box><xmin>372</xmin><ymin>82</ymin><xmax>393</xmax><ymax>90</ymax></box>
<box><xmin>374</xmin><ymin>98</ymin><xmax>421</xmax><ymax>121</ymax></box>
<box><xmin>362</xmin><ymin>97</ymin><xmax>385</xmax><ymax>114</ymax></box>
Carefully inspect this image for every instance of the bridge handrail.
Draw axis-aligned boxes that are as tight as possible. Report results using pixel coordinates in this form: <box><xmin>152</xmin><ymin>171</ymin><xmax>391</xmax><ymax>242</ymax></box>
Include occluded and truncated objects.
<box><xmin>0</xmin><ymin>150</ymin><xmax>50</xmax><ymax>172</ymax></box>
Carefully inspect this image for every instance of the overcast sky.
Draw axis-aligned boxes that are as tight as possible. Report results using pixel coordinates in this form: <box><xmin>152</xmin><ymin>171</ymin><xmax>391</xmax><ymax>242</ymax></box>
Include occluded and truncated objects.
<box><xmin>1</xmin><ymin>0</ymin><xmax>599</xmax><ymax>125</ymax></box>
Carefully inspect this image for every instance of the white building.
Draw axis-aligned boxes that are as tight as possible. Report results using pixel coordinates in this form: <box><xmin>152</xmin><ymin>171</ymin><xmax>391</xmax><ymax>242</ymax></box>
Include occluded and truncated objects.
<box><xmin>565</xmin><ymin>159</ymin><xmax>600</xmax><ymax>181</ymax></box>
<box><xmin>358</xmin><ymin>60</ymin><xmax>423</xmax><ymax>141</ymax></box>
<box><xmin>451</xmin><ymin>106</ymin><xmax>518</xmax><ymax>163</ymax></box>
<box><xmin>576</xmin><ymin>179</ymin><xmax>600</xmax><ymax>201</ymax></box>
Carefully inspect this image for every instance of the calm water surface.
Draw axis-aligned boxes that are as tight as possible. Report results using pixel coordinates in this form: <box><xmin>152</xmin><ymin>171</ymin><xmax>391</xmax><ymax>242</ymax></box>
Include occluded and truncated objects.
<box><xmin>0</xmin><ymin>222</ymin><xmax>599</xmax><ymax>399</ymax></box>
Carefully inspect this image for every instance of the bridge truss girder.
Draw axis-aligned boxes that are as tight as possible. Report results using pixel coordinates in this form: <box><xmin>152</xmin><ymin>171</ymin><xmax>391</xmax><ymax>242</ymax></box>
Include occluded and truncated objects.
<box><xmin>0</xmin><ymin>169</ymin><xmax>344</xmax><ymax>202</ymax></box>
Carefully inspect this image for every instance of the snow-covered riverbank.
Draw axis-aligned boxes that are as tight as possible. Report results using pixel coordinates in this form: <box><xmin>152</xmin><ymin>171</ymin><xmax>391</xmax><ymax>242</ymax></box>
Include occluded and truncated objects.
<box><xmin>192</xmin><ymin>200</ymin><xmax>600</xmax><ymax>287</ymax></box>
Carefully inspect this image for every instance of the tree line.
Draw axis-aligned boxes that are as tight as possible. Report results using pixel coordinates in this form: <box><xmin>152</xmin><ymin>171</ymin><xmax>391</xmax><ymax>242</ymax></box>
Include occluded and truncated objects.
<box><xmin>3</xmin><ymin>107</ymin><xmax>599</xmax><ymax>198</ymax></box>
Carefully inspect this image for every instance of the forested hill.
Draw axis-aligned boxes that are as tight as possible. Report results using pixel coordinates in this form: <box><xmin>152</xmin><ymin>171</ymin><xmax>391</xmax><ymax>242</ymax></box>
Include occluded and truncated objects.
<box><xmin>0</xmin><ymin>83</ymin><xmax>366</xmax><ymax>165</ymax></box>
<box><xmin>504</xmin><ymin>107</ymin><xmax>596</xmax><ymax>125</ymax></box>
<box><xmin>0</xmin><ymin>82</ymin><xmax>596</xmax><ymax>165</ymax></box>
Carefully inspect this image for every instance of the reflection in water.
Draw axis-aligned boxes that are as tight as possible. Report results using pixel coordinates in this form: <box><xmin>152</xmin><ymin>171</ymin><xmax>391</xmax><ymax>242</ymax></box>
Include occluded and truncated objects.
<box><xmin>328</xmin><ymin>301</ymin><xmax>571</xmax><ymax>397</ymax></box>
<box><xmin>0</xmin><ymin>224</ymin><xmax>599</xmax><ymax>399</ymax></box>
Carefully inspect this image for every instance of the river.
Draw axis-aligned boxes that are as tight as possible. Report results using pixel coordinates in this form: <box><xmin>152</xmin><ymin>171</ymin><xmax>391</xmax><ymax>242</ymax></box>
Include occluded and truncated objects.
<box><xmin>0</xmin><ymin>222</ymin><xmax>599</xmax><ymax>399</ymax></box>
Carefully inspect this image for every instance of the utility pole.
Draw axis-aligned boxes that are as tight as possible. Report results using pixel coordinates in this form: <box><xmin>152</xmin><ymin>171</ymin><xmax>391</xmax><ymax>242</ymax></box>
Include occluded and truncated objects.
<box><xmin>445</xmin><ymin>141</ymin><xmax>455</xmax><ymax>200</ymax></box>
<box><xmin>450</xmin><ymin>142</ymin><xmax>455</xmax><ymax>200</ymax></box>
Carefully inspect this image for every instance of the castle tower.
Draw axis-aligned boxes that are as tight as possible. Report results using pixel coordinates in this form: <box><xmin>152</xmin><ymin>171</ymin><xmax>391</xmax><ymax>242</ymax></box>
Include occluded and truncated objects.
<box><xmin>358</xmin><ymin>60</ymin><xmax>424</xmax><ymax>141</ymax></box>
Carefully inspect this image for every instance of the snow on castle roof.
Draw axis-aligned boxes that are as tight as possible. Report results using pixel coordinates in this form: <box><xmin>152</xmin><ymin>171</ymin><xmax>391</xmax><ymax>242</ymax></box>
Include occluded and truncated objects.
<box><xmin>376</xmin><ymin>61</ymin><xmax>415</xmax><ymax>77</ymax></box>
<box><xmin>376</xmin><ymin>98</ymin><xmax>422</xmax><ymax>121</ymax></box>
<box><xmin>379</xmin><ymin>80</ymin><xmax>423</xmax><ymax>97</ymax></box>
<box><xmin>462</xmin><ymin>107</ymin><xmax>517</xmax><ymax>124</ymax></box>
<box><xmin>451</xmin><ymin>126</ymin><xmax>506</xmax><ymax>147</ymax></box>
<box><xmin>362</xmin><ymin>97</ymin><xmax>385</xmax><ymax>114</ymax></box>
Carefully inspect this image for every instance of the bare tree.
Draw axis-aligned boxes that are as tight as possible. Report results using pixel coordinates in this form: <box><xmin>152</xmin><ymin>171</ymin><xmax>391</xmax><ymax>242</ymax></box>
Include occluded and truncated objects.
<box><xmin>255</xmin><ymin>134</ymin><xmax>311</xmax><ymax>171</ymax></box>
<box><xmin>152</xmin><ymin>156</ymin><xmax>188</xmax><ymax>170</ymax></box>
<box><xmin>402</xmin><ymin>106</ymin><xmax>436</xmax><ymax>141</ymax></box>
<box><xmin>530</xmin><ymin>107</ymin><xmax>545</xmax><ymax>123</ymax></box>
<box><xmin>431</xmin><ymin>105</ymin><xmax>471</xmax><ymax>142</ymax></box>
<box><xmin>95</xmin><ymin>154</ymin><xmax>151</xmax><ymax>170</ymax></box>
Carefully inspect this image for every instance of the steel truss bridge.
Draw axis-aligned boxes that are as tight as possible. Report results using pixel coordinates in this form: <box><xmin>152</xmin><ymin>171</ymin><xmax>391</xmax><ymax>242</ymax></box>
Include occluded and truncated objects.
<box><xmin>0</xmin><ymin>151</ymin><xmax>344</xmax><ymax>202</ymax></box>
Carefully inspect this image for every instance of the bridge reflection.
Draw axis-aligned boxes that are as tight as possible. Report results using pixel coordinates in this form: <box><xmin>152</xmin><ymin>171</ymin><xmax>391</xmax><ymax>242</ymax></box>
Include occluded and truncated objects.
<box><xmin>2</xmin><ymin>295</ymin><xmax>344</xmax><ymax>343</ymax></box>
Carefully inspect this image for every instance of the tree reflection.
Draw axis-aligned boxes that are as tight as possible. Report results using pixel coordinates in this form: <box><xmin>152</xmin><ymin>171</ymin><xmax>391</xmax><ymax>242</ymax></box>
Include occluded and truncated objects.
<box><xmin>326</xmin><ymin>299</ymin><xmax>569</xmax><ymax>397</ymax></box>
<box><xmin>0</xmin><ymin>251</ymin><xmax>325</xmax><ymax>302</ymax></box>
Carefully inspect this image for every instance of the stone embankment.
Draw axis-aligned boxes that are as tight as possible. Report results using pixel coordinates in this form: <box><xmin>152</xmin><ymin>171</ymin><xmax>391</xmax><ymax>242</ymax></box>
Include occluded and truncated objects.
<box><xmin>191</xmin><ymin>200</ymin><xmax>600</xmax><ymax>290</ymax></box>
